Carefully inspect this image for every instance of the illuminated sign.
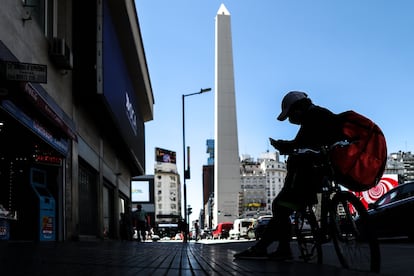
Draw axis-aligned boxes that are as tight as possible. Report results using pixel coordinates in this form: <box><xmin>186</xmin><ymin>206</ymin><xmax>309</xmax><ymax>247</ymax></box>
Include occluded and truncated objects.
<box><xmin>34</xmin><ymin>155</ymin><xmax>62</xmax><ymax>166</ymax></box>
<box><xmin>131</xmin><ymin>180</ymin><xmax>150</xmax><ymax>202</ymax></box>
<box><xmin>155</xmin><ymin>147</ymin><xmax>176</xmax><ymax>164</ymax></box>
<box><xmin>125</xmin><ymin>92</ymin><xmax>137</xmax><ymax>135</ymax></box>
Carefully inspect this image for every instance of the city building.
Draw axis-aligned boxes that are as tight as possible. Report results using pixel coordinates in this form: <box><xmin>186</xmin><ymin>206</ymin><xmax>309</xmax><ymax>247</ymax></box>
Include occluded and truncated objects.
<box><xmin>240</xmin><ymin>152</ymin><xmax>286</xmax><ymax>217</ymax></box>
<box><xmin>203</xmin><ymin>137</ymin><xmax>286</xmax><ymax>227</ymax></box>
<box><xmin>202</xmin><ymin>139</ymin><xmax>215</xmax><ymax>229</ymax></box>
<box><xmin>259</xmin><ymin>151</ymin><xmax>286</xmax><ymax>211</ymax></box>
<box><xmin>0</xmin><ymin>0</ymin><xmax>153</xmax><ymax>241</ymax></box>
<box><xmin>386</xmin><ymin>151</ymin><xmax>413</xmax><ymax>183</ymax></box>
<box><xmin>153</xmin><ymin>148</ymin><xmax>182</xmax><ymax>237</ymax></box>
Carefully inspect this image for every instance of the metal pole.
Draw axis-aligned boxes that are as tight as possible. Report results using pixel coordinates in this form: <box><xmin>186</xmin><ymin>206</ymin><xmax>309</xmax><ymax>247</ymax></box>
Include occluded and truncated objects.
<box><xmin>182</xmin><ymin>94</ymin><xmax>188</xmax><ymax>243</ymax></box>
<box><xmin>182</xmin><ymin>88</ymin><xmax>211</xmax><ymax>243</ymax></box>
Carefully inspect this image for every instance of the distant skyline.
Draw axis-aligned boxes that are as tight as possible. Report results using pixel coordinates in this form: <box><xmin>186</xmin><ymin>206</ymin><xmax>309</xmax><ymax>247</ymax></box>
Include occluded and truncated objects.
<box><xmin>135</xmin><ymin>1</ymin><xmax>414</xmax><ymax>223</ymax></box>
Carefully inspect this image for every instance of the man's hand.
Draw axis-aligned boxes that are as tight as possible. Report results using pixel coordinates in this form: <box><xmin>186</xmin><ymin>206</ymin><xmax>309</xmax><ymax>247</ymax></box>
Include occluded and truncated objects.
<box><xmin>269</xmin><ymin>138</ymin><xmax>291</xmax><ymax>154</ymax></box>
<box><xmin>269</xmin><ymin>137</ymin><xmax>281</xmax><ymax>149</ymax></box>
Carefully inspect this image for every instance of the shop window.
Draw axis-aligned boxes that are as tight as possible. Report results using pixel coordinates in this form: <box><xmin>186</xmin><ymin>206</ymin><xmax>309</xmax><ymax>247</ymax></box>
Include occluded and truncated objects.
<box><xmin>23</xmin><ymin>0</ymin><xmax>56</xmax><ymax>38</ymax></box>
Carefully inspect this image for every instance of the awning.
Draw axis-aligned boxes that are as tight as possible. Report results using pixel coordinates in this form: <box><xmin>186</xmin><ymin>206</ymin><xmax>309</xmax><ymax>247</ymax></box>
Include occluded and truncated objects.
<box><xmin>0</xmin><ymin>40</ymin><xmax>77</xmax><ymax>141</ymax></box>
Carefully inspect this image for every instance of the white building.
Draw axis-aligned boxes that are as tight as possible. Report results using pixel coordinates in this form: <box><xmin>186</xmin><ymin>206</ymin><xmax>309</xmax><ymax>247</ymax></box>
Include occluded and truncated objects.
<box><xmin>154</xmin><ymin>149</ymin><xmax>182</xmax><ymax>226</ymax></box>
<box><xmin>239</xmin><ymin>151</ymin><xmax>286</xmax><ymax>217</ymax></box>
<box><xmin>259</xmin><ymin>152</ymin><xmax>286</xmax><ymax>212</ymax></box>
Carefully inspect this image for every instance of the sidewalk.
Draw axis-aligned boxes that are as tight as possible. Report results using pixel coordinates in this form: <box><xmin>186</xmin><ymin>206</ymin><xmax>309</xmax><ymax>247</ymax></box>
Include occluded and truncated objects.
<box><xmin>0</xmin><ymin>239</ymin><xmax>381</xmax><ymax>275</ymax></box>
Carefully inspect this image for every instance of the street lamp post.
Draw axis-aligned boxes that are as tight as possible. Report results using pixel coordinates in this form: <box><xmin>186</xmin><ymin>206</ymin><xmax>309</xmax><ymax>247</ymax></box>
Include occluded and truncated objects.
<box><xmin>182</xmin><ymin>87</ymin><xmax>211</xmax><ymax>242</ymax></box>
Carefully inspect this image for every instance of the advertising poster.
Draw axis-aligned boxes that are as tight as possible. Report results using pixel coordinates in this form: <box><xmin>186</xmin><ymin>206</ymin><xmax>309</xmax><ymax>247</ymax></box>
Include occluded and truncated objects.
<box><xmin>131</xmin><ymin>180</ymin><xmax>150</xmax><ymax>202</ymax></box>
<box><xmin>353</xmin><ymin>174</ymin><xmax>399</xmax><ymax>209</ymax></box>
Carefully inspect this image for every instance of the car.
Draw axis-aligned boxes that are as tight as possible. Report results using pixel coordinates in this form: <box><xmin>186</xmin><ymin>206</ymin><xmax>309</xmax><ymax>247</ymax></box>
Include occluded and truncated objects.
<box><xmin>212</xmin><ymin>222</ymin><xmax>233</xmax><ymax>239</ymax></box>
<box><xmin>290</xmin><ymin>212</ymin><xmax>312</xmax><ymax>237</ymax></box>
<box><xmin>151</xmin><ymin>234</ymin><xmax>160</xmax><ymax>241</ymax></box>
<box><xmin>229</xmin><ymin>218</ymin><xmax>256</xmax><ymax>240</ymax></box>
<box><xmin>254</xmin><ymin>215</ymin><xmax>272</xmax><ymax>240</ymax></box>
<box><xmin>200</xmin><ymin>229</ymin><xmax>212</xmax><ymax>239</ymax></box>
<box><xmin>367</xmin><ymin>181</ymin><xmax>414</xmax><ymax>240</ymax></box>
<box><xmin>254</xmin><ymin>213</ymin><xmax>311</xmax><ymax>241</ymax></box>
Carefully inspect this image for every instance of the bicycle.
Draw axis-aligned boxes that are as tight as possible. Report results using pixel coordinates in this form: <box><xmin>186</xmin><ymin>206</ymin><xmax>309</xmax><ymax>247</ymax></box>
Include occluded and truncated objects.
<box><xmin>291</xmin><ymin>141</ymin><xmax>381</xmax><ymax>273</ymax></box>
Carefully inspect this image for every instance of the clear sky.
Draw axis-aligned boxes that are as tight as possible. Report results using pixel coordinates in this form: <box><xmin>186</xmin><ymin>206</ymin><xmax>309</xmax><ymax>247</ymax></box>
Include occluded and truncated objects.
<box><xmin>134</xmin><ymin>0</ymin><xmax>414</xmax><ymax>224</ymax></box>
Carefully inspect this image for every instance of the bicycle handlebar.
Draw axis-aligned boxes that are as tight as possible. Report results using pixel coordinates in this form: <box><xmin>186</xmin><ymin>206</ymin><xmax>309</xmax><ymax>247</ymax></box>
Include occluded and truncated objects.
<box><xmin>292</xmin><ymin>140</ymin><xmax>354</xmax><ymax>155</ymax></box>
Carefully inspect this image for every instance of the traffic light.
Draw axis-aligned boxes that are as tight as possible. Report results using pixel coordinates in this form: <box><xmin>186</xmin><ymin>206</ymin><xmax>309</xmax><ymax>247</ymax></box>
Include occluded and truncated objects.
<box><xmin>187</xmin><ymin>206</ymin><xmax>192</xmax><ymax>216</ymax></box>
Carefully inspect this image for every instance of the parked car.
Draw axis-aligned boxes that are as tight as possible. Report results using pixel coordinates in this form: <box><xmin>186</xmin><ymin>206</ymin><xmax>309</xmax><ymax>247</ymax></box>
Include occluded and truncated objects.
<box><xmin>367</xmin><ymin>181</ymin><xmax>414</xmax><ymax>240</ymax></box>
<box><xmin>229</xmin><ymin>218</ymin><xmax>256</xmax><ymax>240</ymax></box>
<box><xmin>254</xmin><ymin>215</ymin><xmax>272</xmax><ymax>240</ymax></box>
<box><xmin>200</xmin><ymin>228</ymin><xmax>212</xmax><ymax>239</ymax></box>
<box><xmin>290</xmin><ymin>212</ymin><xmax>312</xmax><ymax>237</ymax></box>
<box><xmin>254</xmin><ymin>213</ymin><xmax>310</xmax><ymax>241</ymax></box>
<box><xmin>151</xmin><ymin>234</ymin><xmax>160</xmax><ymax>241</ymax></box>
<box><xmin>212</xmin><ymin>222</ymin><xmax>233</xmax><ymax>239</ymax></box>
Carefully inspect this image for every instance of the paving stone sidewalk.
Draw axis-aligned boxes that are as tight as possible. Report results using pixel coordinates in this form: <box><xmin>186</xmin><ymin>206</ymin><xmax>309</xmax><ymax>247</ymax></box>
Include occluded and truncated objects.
<box><xmin>0</xmin><ymin>240</ymin><xmax>382</xmax><ymax>275</ymax></box>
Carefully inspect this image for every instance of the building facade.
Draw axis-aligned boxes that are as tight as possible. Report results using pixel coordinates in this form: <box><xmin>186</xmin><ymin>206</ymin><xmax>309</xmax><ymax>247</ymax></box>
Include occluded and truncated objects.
<box><xmin>153</xmin><ymin>148</ymin><xmax>182</xmax><ymax>237</ymax></box>
<box><xmin>0</xmin><ymin>0</ymin><xmax>153</xmax><ymax>241</ymax></box>
<box><xmin>240</xmin><ymin>152</ymin><xmax>286</xmax><ymax>217</ymax></box>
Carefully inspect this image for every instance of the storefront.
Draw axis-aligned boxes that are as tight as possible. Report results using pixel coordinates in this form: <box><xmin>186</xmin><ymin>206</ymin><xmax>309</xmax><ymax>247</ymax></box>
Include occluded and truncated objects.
<box><xmin>0</xmin><ymin>106</ymin><xmax>67</xmax><ymax>241</ymax></box>
<box><xmin>0</xmin><ymin>47</ymin><xmax>76</xmax><ymax>241</ymax></box>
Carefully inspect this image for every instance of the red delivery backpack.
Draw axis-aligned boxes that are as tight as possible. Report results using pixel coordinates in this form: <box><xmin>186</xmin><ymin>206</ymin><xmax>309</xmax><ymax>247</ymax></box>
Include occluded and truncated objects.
<box><xmin>330</xmin><ymin>110</ymin><xmax>387</xmax><ymax>191</ymax></box>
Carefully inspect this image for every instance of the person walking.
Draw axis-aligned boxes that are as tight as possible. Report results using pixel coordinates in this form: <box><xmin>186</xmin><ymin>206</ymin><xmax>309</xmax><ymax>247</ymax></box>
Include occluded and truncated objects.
<box><xmin>132</xmin><ymin>204</ymin><xmax>148</xmax><ymax>242</ymax></box>
<box><xmin>194</xmin><ymin>220</ymin><xmax>200</xmax><ymax>241</ymax></box>
<box><xmin>234</xmin><ymin>91</ymin><xmax>343</xmax><ymax>260</ymax></box>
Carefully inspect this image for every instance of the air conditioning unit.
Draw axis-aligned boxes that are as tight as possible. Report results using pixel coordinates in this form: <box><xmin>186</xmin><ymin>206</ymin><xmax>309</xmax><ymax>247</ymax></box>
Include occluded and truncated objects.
<box><xmin>49</xmin><ymin>37</ymin><xmax>73</xmax><ymax>70</ymax></box>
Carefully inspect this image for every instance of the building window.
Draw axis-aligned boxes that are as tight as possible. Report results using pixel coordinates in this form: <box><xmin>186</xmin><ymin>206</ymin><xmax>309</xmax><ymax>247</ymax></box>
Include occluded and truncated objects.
<box><xmin>23</xmin><ymin>0</ymin><xmax>56</xmax><ymax>38</ymax></box>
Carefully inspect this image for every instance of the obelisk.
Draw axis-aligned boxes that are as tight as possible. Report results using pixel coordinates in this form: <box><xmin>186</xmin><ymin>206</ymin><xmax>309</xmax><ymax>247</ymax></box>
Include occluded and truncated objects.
<box><xmin>214</xmin><ymin>3</ymin><xmax>240</xmax><ymax>226</ymax></box>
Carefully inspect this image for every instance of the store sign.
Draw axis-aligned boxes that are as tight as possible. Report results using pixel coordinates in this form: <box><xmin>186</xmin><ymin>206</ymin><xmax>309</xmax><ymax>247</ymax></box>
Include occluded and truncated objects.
<box><xmin>0</xmin><ymin>100</ymin><xmax>69</xmax><ymax>155</ymax></box>
<box><xmin>34</xmin><ymin>154</ymin><xmax>63</xmax><ymax>166</ymax></box>
<box><xmin>21</xmin><ymin>82</ymin><xmax>77</xmax><ymax>141</ymax></box>
<box><xmin>1</xmin><ymin>61</ymin><xmax>47</xmax><ymax>83</ymax></box>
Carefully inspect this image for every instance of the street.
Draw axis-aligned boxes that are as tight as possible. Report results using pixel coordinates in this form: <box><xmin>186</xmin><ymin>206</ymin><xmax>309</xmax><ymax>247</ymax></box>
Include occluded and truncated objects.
<box><xmin>194</xmin><ymin>238</ymin><xmax>414</xmax><ymax>275</ymax></box>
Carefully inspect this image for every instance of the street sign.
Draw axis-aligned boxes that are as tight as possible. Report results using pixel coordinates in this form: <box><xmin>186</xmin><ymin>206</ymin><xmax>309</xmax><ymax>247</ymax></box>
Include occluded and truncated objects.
<box><xmin>1</xmin><ymin>61</ymin><xmax>47</xmax><ymax>83</ymax></box>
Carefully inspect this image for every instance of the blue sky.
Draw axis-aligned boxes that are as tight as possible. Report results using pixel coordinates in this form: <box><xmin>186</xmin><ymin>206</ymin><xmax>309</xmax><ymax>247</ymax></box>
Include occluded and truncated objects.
<box><xmin>134</xmin><ymin>0</ymin><xmax>414</xmax><ymax>223</ymax></box>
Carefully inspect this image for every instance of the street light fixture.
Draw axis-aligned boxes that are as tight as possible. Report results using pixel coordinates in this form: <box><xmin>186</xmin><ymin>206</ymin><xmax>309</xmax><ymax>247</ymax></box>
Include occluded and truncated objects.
<box><xmin>182</xmin><ymin>87</ymin><xmax>212</xmax><ymax>242</ymax></box>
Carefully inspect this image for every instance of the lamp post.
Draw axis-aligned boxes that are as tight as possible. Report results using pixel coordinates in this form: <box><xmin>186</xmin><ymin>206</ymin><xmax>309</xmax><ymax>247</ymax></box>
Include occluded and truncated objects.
<box><xmin>182</xmin><ymin>87</ymin><xmax>211</xmax><ymax>242</ymax></box>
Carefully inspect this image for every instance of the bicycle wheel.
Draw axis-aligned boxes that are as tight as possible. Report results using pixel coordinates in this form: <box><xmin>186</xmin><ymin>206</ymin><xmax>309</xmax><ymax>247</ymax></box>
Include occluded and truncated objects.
<box><xmin>330</xmin><ymin>191</ymin><xmax>381</xmax><ymax>273</ymax></box>
<box><xmin>294</xmin><ymin>207</ymin><xmax>322</xmax><ymax>264</ymax></box>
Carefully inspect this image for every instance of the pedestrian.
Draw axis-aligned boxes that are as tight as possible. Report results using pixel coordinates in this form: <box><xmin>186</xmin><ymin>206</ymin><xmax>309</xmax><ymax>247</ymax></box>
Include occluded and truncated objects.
<box><xmin>132</xmin><ymin>204</ymin><xmax>148</xmax><ymax>242</ymax></box>
<box><xmin>178</xmin><ymin>219</ymin><xmax>188</xmax><ymax>243</ymax></box>
<box><xmin>128</xmin><ymin>205</ymin><xmax>135</xmax><ymax>240</ymax></box>
<box><xmin>194</xmin><ymin>220</ymin><xmax>200</xmax><ymax>241</ymax></box>
<box><xmin>119</xmin><ymin>212</ymin><xmax>128</xmax><ymax>241</ymax></box>
<box><xmin>234</xmin><ymin>91</ymin><xmax>343</xmax><ymax>260</ymax></box>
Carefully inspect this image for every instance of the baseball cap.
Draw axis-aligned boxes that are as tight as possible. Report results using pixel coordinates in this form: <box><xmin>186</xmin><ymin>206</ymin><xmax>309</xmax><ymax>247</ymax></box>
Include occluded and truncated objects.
<box><xmin>277</xmin><ymin>91</ymin><xmax>308</xmax><ymax>121</ymax></box>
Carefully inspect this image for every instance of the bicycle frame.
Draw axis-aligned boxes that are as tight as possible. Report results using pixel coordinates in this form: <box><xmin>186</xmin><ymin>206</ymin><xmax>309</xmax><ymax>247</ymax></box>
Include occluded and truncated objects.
<box><xmin>293</xmin><ymin>142</ymin><xmax>381</xmax><ymax>272</ymax></box>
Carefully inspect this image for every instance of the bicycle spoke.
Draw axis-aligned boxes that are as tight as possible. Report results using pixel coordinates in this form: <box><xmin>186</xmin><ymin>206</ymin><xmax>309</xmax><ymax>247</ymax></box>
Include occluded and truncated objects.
<box><xmin>331</xmin><ymin>192</ymin><xmax>381</xmax><ymax>273</ymax></box>
<box><xmin>294</xmin><ymin>209</ymin><xmax>322</xmax><ymax>264</ymax></box>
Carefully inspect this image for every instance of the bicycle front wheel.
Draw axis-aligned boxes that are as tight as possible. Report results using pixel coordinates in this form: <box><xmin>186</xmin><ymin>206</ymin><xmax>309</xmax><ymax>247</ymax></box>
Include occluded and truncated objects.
<box><xmin>330</xmin><ymin>191</ymin><xmax>381</xmax><ymax>273</ymax></box>
<box><xmin>294</xmin><ymin>207</ymin><xmax>322</xmax><ymax>265</ymax></box>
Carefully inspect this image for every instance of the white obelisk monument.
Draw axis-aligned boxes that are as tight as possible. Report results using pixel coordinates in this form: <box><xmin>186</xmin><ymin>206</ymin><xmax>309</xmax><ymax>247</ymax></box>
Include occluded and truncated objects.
<box><xmin>214</xmin><ymin>4</ymin><xmax>240</xmax><ymax>226</ymax></box>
